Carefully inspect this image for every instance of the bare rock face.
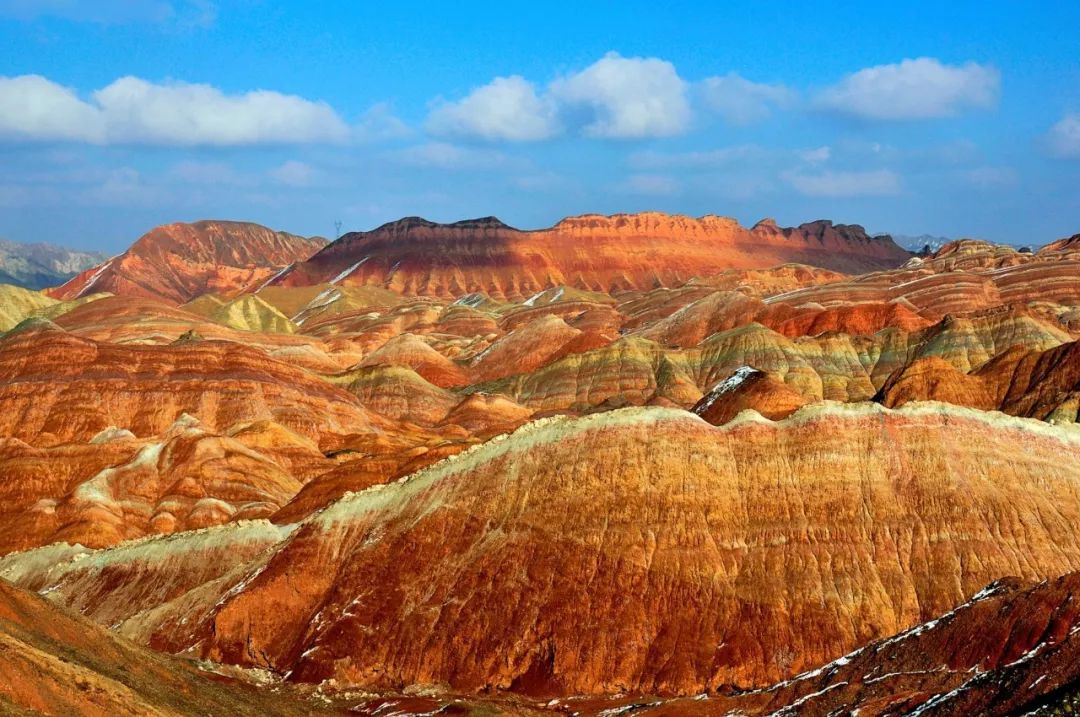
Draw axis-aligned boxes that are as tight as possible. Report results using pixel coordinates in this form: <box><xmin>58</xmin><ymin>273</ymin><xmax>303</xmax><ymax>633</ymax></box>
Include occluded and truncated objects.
<box><xmin>693</xmin><ymin>366</ymin><xmax>810</xmax><ymax>424</ymax></box>
<box><xmin>0</xmin><ymin>321</ymin><xmax>379</xmax><ymax>447</ymax></box>
<box><xmin>15</xmin><ymin>404</ymin><xmax>1080</xmax><ymax>699</ymax></box>
<box><xmin>617</xmin><ymin>572</ymin><xmax>1080</xmax><ymax>716</ymax></box>
<box><xmin>879</xmin><ymin>339</ymin><xmax>1080</xmax><ymax>422</ymax></box>
<box><xmin>268</xmin><ymin>214</ymin><xmax>909</xmax><ymax>300</ymax></box>
<box><xmin>0</xmin><ymin>570</ymin><xmax>322</xmax><ymax>716</ymax></box>
<box><xmin>50</xmin><ymin>221</ymin><xmax>326</xmax><ymax>304</ymax></box>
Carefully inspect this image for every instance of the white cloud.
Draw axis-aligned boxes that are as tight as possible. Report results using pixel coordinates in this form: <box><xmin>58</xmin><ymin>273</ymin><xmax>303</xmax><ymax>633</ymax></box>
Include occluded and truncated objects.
<box><xmin>0</xmin><ymin>74</ymin><xmax>348</xmax><ymax>145</ymax></box>
<box><xmin>622</xmin><ymin>173</ymin><xmax>680</xmax><ymax>195</ymax></box>
<box><xmin>354</xmin><ymin>102</ymin><xmax>413</xmax><ymax>142</ymax></box>
<box><xmin>391</xmin><ymin>142</ymin><xmax>512</xmax><ymax>170</ymax></box>
<box><xmin>93</xmin><ymin>77</ymin><xmax>348</xmax><ymax>145</ymax></box>
<box><xmin>269</xmin><ymin>160</ymin><xmax>316</xmax><ymax>186</ymax></box>
<box><xmin>783</xmin><ymin>169</ymin><xmax>901</xmax><ymax>197</ymax></box>
<box><xmin>550</xmin><ymin>52</ymin><xmax>691</xmax><ymax>138</ymax></box>
<box><xmin>628</xmin><ymin>145</ymin><xmax>762</xmax><ymax>169</ymax></box>
<box><xmin>1047</xmin><ymin>113</ymin><xmax>1080</xmax><ymax>158</ymax></box>
<box><xmin>427</xmin><ymin>75</ymin><xmax>558</xmax><ymax>141</ymax></box>
<box><xmin>0</xmin><ymin>75</ymin><xmax>106</xmax><ymax>142</ymax></box>
<box><xmin>699</xmin><ymin>72</ymin><xmax>795</xmax><ymax>125</ymax></box>
<box><xmin>816</xmin><ymin>58</ymin><xmax>999</xmax><ymax>120</ymax></box>
<box><xmin>798</xmin><ymin>146</ymin><xmax>831</xmax><ymax>164</ymax></box>
<box><xmin>168</xmin><ymin>160</ymin><xmax>249</xmax><ymax>185</ymax></box>
<box><xmin>424</xmin><ymin>53</ymin><xmax>690</xmax><ymax>141</ymax></box>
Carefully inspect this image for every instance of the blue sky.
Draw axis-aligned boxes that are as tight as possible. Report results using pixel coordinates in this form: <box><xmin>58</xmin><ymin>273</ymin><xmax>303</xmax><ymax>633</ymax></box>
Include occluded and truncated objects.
<box><xmin>0</xmin><ymin>1</ymin><xmax>1078</xmax><ymax>251</ymax></box>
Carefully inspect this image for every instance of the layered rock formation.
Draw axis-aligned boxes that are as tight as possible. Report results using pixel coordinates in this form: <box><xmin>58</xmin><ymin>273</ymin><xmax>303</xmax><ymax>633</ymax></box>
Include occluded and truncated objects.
<box><xmin>10</xmin><ymin>404</ymin><xmax>1080</xmax><ymax>700</ymax></box>
<box><xmin>692</xmin><ymin>366</ymin><xmax>810</xmax><ymax>424</ymax></box>
<box><xmin>3</xmin><ymin>217</ymin><xmax>1080</xmax><ymax>714</ymax></box>
<box><xmin>268</xmin><ymin>214</ymin><xmax>910</xmax><ymax>300</ymax></box>
<box><xmin>878</xmin><ymin>338</ymin><xmax>1080</xmax><ymax>422</ymax></box>
<box><xmin>0</xmin><ymin>577</ymin><xmax>327</xmax><ymax>716</ymax></box>
<box><xmin>50</xmin><ymin>221</ymin><xmax>326</xmax><ymax>304</ymax></box>
<box><xmin>0</xmin><ymin>321</ymin><xmax>379</xmax><ymax>447</ymax></box>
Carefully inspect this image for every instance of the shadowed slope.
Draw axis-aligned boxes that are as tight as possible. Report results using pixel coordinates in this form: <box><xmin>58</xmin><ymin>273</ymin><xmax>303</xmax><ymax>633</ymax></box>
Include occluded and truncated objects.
<box><xmin>270</xmin><ymin>214</ymin><xmax>908</xmax><ymax>300</ymax></box>
<box><xmin>0</xmin><ymin>578</ymin><xmax>327</xmax><ymax>716</ymax></box>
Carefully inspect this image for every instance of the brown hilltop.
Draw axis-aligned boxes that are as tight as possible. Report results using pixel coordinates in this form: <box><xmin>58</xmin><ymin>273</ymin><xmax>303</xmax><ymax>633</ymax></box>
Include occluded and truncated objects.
<box><xmin>878</xmin><ymin>338</ymin><xmax>1080</xmax><ymax>422</ymax></box>
<box><xmin>0</xmin><ymin>321</ymin><xmax>378</xmax><ymax>447</ymax></box>
<box><xmin>692</xmin><ymin>366</ymin><xmax>810</xmax><ymax>424</ymax></box>
<box><xmin>269</xmin><ymin>213</ymin><xmax>910</xmax><ymax>300</ymax></box>
<box><xmin>50</xmin><ymin>220</ymin><xmax>326</xmax><ymax>304</ymax></box>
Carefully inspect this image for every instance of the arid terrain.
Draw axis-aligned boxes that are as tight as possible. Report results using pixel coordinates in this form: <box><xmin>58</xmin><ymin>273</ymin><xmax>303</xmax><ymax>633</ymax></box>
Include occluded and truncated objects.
<box><xmin>2</xmin><ymin>213</ymin><xmax>1080</xmax><ymax>715</ymax></box>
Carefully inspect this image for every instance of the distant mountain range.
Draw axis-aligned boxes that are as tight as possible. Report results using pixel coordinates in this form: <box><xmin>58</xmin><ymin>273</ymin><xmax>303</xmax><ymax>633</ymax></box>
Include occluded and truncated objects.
<box><xmin>0</xmin><ymin>238</ymin><xmax>109</xmax><ymax>290</ymax></box>
<box><xmin>881</xmin><ymin>233</ymin><xmax>953</xmax><ymax>253</ymax></box>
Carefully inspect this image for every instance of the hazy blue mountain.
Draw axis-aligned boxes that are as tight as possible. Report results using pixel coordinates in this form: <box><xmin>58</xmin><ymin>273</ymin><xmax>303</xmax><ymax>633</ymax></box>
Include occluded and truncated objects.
<box><xmin>0</xmin><ymin>238</ymin><xmax>109</xmax><ymax>290</ymax></box>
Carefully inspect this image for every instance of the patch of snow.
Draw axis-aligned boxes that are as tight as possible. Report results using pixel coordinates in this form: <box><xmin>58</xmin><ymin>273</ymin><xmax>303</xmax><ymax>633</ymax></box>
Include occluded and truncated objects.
<box><xmin>521</xmin><ymin>290</ymin><xmax>545</xmax><ymax>307</ymax></box>
<box><xmin>597</xmin><ymin>702</ymin><xmax>662</xmax><ymax>717</ymax></box>
<box><xmin>75</xmin><ymin>258</ymin><xmax>115</xmax><ymax>298</ymax></box>
<box><xmin>695</xmin><ymin>366</ymin><xmax>760</xmax><ymax>414</ymax></box>
<box><xmin>764</xmin><ymin>682</ymin><xmax>848</xmax><ymax>716</ymax></box>
<box><xmin>330</xmin><ymin>256</ymin><xmax>369</xmax><ymax>285</ymax></box>
<box><xmin>906</xmin><ymin>683</ymin><xmax>970</xmax><ymax>716</ymax></box>
<box><xmin>255</xmin><ymin>262</ymin><xmax>295</xmax><ymax>292</ymax></box>
<box><xmin>292</xmin><ymin>287</ymin><xmax>342</xmax><ymax>324</ymax></box>
<box><xmin>453</xmin><ymin>293</ymin><xmax>486</xmax><ymax>308</ymax></box>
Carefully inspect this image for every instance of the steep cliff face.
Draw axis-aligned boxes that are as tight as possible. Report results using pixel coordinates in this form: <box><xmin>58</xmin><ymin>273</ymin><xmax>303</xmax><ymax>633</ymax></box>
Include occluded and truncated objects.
<box><xmin>50</xmin><ymin>221</ymin><xmax>326</xmax><ymax>304</ymax></box>
<box><xmin>11</xmin><ymin>404</ymin><xmax>1080</xmax><ymax>700</ymax></box>
<box><xmin>268</xmin><ymin>214</ymin><xmax>910</xmax><ymax>300</ymax></box>
<box><xmin>0</xmin><ymin>577</ymin><xmax>326</xmax><ymax>716</ymax></box>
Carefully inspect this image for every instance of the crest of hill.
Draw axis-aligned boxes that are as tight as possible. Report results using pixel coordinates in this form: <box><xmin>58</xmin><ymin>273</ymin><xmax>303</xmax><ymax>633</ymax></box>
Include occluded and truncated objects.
<box><xmin>267</xmin><ymin>212</ymin><xmax>910</xmax><ymax>300</ymax></box>
<box><xmin>50</xmin><ymin>220</ymin><xmax>326</xmax><ymax>305</ymax></box>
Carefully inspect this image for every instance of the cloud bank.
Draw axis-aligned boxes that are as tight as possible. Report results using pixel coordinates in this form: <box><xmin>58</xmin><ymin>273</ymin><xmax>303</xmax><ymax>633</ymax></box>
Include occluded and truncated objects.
<box><xmin>0</xmin><ymin>74</ymin><xmax>348</xmax><ymax>145</ymax></box>
<box><xmin>815</xmin><ymin>57</ymin><xmax>999</xmax><ymax>120</ymax></box>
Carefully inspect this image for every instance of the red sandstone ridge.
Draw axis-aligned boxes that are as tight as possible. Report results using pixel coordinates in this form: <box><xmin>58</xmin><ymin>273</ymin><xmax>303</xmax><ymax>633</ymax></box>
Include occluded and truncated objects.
<box><xmin>18</xmin><ymin>404</ymin><xmax>1080</xmax><ymax>697</ymax></box>
<box><xmin>266</xmin><ymin>214</ymin><xmax>910</xmax><ymax>300</ymax></box>
<box><xmin>0</xmin><ymin>578</ymin><xmax>328</xmax><ymax>716</ymax></box>
<box><xmin>49</xmin><ymin>220</ymin><xmax>326</xmax><ymax>304</ymax></box>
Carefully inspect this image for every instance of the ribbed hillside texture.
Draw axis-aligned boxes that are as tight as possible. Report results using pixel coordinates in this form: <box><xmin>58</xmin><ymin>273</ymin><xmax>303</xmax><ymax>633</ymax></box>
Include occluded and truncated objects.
<box><xmin>271</xmin><ymin>214</ymin><xmax>910</xmax><ymax>299</ymax></box>
<box><xmin>9</xmin><ymin>404</ymin><xmax>1080</xmax><ymax>701</ymax></box>
<box><xmin>50</xmin><ymin>221</ymin><xmax>326</xmax><ymax>304</ymax></box>
<box><xmin>0</xmin><ymin>578</ymin><xmax>330</xmax><ymax>716</ymax></box>
<box><xmin>0</xmin><ymin>220</ymin><xmax>1078</xmax><ymax>714</ymax></box>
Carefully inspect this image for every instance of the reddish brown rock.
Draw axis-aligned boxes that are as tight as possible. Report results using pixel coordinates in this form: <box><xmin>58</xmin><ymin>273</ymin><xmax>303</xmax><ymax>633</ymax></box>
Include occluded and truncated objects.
<box><xmin>50</xmin><ymin>220</ymin><xmax>326</xmax><ymax>304</ymax></box>
<box><xmin>692</xmin><ymin>367</ymin><xmax>811</xmax><ymax>424</ymax></box>
<box><xmin>0</xmin><ymin>321</ymin><xmax>383</xmax><ymax>448</ymax></box>
<box><xmin>359</xmin><ymin>333</ymin><xmax>470</xmax><ymax>387</ymax></box>
<box><xmin>0</xmin><ymin>577</ymin><xmax>329</xmax><ymax>716</ymax></box>
<box><xmin>879</xmin><ymin>338</ymin><xmax>1080</xmax><ymax>422</ymax></box>
<box><xmin>19</xmin><ymin>404</ymin><xmax>1080</xmax><ymax>698</ymax></box>
<box><xmin>269</xmin><ymin>214</ymin><xmax>909</xmax><ymax>300</ymax></box>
